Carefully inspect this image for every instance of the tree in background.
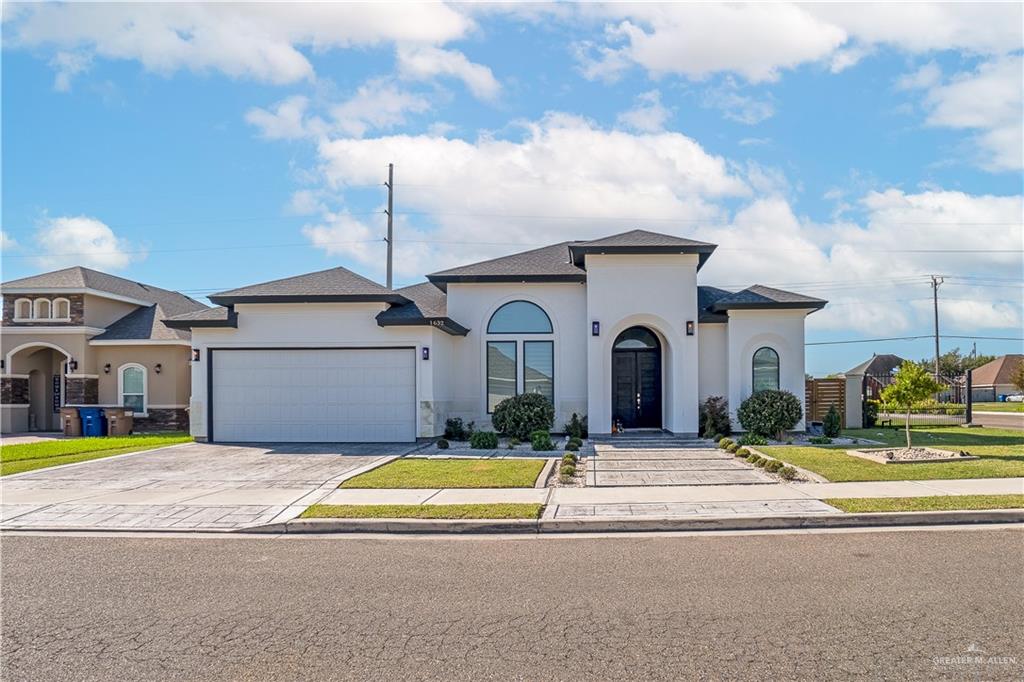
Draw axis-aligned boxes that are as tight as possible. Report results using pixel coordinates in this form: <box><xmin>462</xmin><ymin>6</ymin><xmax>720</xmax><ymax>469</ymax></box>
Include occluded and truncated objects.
<box><xmin>1012</xmin><ymin>358</ymin><xmax>1024</xmax><ymax>393</ymax></box>
<box><xmin>917</xmin><ymin>347</ymin><xmax>996</xmax><ymax>378</ymax></box>
<box><xmin>881</xmin><ymin>362</ymin><xmax>943</xmax><ymax>449</ymax></box>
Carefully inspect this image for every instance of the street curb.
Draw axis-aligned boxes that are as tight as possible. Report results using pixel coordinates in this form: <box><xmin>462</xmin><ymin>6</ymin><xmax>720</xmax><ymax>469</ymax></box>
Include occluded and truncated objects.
<box><xmin>240</xmin><ymin>509</ymin><xmax>1024</xmax><ymax>535</ymax></box>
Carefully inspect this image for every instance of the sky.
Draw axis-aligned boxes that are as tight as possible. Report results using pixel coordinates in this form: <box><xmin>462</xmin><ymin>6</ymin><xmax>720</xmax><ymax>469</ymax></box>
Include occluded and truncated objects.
<box><xmin>1</xmin><ymin>2</ymin><xmax>1022</xmax><ymax>375</ymax></box>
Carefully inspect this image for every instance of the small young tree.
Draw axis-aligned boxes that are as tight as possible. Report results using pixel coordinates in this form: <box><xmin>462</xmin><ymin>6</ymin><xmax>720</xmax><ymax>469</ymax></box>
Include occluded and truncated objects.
<box><xmin>881</xmin><ymin>361</ymin><xmax>943</xmax><ymax>448</ymax></box>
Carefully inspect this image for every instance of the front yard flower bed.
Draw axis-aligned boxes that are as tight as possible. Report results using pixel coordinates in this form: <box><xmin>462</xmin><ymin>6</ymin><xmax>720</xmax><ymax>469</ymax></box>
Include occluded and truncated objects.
<box><xmin>846</xmin><ymin>447</ymin><xmax>978</xmax><ymax>464</ymax></box>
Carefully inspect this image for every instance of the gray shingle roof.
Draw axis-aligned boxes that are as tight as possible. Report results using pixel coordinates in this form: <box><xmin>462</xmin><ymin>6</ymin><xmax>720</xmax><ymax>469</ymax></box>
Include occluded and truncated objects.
<box><xmin>2</xmin><ymin>266</ymin><xmax>204</xmax><ymax>311</ymax></box>
<box><xmin>92</xmin><ymin>304</ymin><xmax>192</xmax><ymax>341</ymax></box>
<box><xmin>568</xmin><ymin>229</ymin><xmax>717</xmax><ymax>269</ymax></box>
<box><xmin>375</xmin><ymin>282</ymin><xmax>468</xmax><ymax>335</ymax></box>
<box><xmin>428</xmin><ymin>242</ymin><xmax>584</xmax><ymax>286</ymax></box>
<box><xmin>710</xmin><ymin>285</ymin><xmax>827</xmax><ymax>312</ymax></box>
<box><xmin>697</xmin><ymin>286</ymin><xmax>732</xmax><ymax>323</ymax></box>
<box><xmin>209</xmin><ymin>266</ymin><xmax>409</xmax><ymax>305</ymax></box>
<box><xmin>163</xmin><ymin>306</ymin><xmax>237</xmax><ymax>330</ymax></box>
<box><xmin>845</xmin><ymin>353</ymin><xmax>906</xmax><ymax>376</ymax></box>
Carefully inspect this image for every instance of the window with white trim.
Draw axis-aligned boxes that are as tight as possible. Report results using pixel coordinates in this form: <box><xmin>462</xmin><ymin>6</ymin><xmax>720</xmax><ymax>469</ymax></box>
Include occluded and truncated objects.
<box><xmin>52</xmin><ymin>298</ymin><xmax>71</xmax><ymax>320</ymax></box>
<box><xmin>119</xmin><ymin>364</ymin><xmax>147</xmax><ymax>414</ymax></box>
<box><xmin>33</xmin><ymin>298</ymin><xmax>51</xmax><ymax>319</ymax></box>
<box><xmin>13</xmin><ymin>298</ymin><xmax>32</xmax><ymax>320</ymax></box>
<box><xmin>752</xmin><ymin>347</ymin><xmax>780</xmax><ymax>392</ymax></box>
<box><xmin>485</xmin><ymin>301</ymin><xmax>554</xmax><ymax>413</ymax></box>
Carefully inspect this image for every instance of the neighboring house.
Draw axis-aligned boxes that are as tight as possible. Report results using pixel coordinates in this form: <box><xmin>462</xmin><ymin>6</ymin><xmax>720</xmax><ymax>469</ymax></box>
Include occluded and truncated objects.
<box><xmin>845</xmin><ymin>353</ymin><xmax>905</xmax><ymax>378</ymax></box>
<box><xmin>970</xmin><ymin>354</ymin><xmax>1024</xmax><ymax>402</ymax></box>
<box><xmin>1</xmin><ymin>267</ymin><xmax>208</xmax><ymax>433</ymax></box>
<box><xmin>168</xmin><ymin>230</ymin><xmax>826</xmax><ymax>443</ymax></box>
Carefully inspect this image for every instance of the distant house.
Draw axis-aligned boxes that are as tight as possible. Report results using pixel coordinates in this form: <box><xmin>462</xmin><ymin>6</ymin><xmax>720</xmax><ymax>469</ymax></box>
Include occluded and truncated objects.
<box><xmin>970</xmin><ymin>354</ymin><xmax>1023</xmax><ymax>402</ymax></box>
<box><xmin>845</xmin><ymin>353</ymin><xmax>905</xmax><ymax>377</ymax></box>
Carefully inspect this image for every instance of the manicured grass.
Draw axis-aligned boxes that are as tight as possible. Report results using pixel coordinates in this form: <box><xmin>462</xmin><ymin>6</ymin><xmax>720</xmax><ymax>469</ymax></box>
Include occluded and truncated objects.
<box><xmin>760</xmin><ymin>427</ymin><xmax>1023</xmax><ymax>482</ymax></box>
<box><xmin>340</xmin><ymin>458</ymin><xmax>546</xmax><ymax>489</ymax></box>
<box><xmin>972</xmin><ymin>402</ymin><xmax>1024</xmax><ymax>413</ymax></box>
<box><xmin>1</xmin><ymin>434</ymin><xmax>192</xmax><ymax>476</ymax></box>
<box><xmin>826</xmin><ymin>495</ymin><xmax>1024</xmax><ymax>513</ymax></box>
<box><xmin>301</xmin><ymin>503</ymin><xmax>544</xmax><ymax>519</ymax></box>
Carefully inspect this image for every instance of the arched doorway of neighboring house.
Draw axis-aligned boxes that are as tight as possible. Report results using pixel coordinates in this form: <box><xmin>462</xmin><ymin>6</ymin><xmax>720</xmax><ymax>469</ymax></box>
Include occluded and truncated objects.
<box><xmin>9</xmin><ymin>344</ymin><xmax>70</xmax><ymax>432</ymax></box>
<box><xmin>612</xmin><ymin>326</ymin><xmax>663</xmax><ymax>429</ymax></box>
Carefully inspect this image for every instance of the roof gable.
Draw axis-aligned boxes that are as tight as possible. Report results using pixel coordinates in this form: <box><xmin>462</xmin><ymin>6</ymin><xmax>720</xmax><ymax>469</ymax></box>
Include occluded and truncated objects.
<box><xmin>209</xmin><ymin>266</ymin><xmax>409</xmax><ymax>305</ymax></box>
<box><xmin>710</xmin><ymin>285</ymin><xmax>827</xmax><ymax>312</ymax></box>
<box><xmin>375</xmin><ymin>282</ymin><xmax>468</xmax><ymax>335</ymax></box>
<box><xmin>971</xmin><ymin>354</ymin><xmax>1023</xmax><ymax>386</ymax></box>
<box><xmin>568</xmin><ymin>229</ymin><xmax>717</xmax><ymax>269</ymax></box>
<box><xmin>91</xmin><ymin>304</ymin><xmax>192</xmax><ymax>342</ymax></box>
<box><xmin>427</xmin><ymin>242</ymin><xmax>585</xmax><ymax>287</ymax></box>
<box><xmin>2</xmin><ymin>266</ymin><xmax>206</xmax><ymax>312</ymax></box>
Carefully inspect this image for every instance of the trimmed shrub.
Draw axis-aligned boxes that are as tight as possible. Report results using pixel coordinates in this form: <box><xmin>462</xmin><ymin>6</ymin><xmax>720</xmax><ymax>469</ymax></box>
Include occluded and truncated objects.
<box><xmin>562</xmin><ymin>452</ymin><xmax>578</xmax><ymax>464</ymax></box>
<box><xmin>719</xmin><ymin>437</ymin><xmax>734</xmax><ymax>449</ymax></box>
<box><xmin>569</xmin><ymin>436</ymin><xmax>583</xmax><ymax>448</ymax></box>
<box><xmin>470</xmin><ymin>430</ymin><xmax>499</xmax><ymax>449</ymax></box>
<box><xmin>559</xmin><ymin>463</ymin><xmax>576</xmax><ymax>477</ymax></box>
<box><xmin>565</xmin><ymin>440</ymin><xmax>580</xmax><ymax>452</ymax></box>
<box><xmin>531</xmin><ymin>430</ymin><xmax>555</xmax><ymax>451</ymax></box>
<box><xmin>436</xmin><ymin>438</ymin><xmax>450</xmax><ymax>449</ymax></box>
<box><xmin>492</xmin><ymin>393</ymin><xmax>555</xmax><ymax>440</ymax></box>
<box><xmin>823</xmin><ymin>404</ymin><xmax>842</xmax><ymax>438</ymax></box>
<box><xmin>746</xmin><ymin>454</ymin><xmax>764</xmax><ymax>465</ymax></box>
<box><xmin>443</xmin><ymin>418</ymin><xmax>468</xmax><ymax>441</ymax></box>
<box><xmin>778</xmin><ymin>466</ymin><xmax>798</xmax><ymax>481</ymax></box>
<box><xmin>699</xmin><ymin>396</ymin><xmax>731</xmax><ymax>438</ymax></box>
<box><xmin>737</xmin><ymin>390</ymin><xmax>803</xmax><ymax>440</ymax></box>
<box><xmin>711</xmin><ymin>433</ymin><xmax>724</xmax><ymax>443</ymax></box>
<box><xmin>764</xmin><ymin>459</ymin><xmax>783</xmax><ymax>473</ymax></box>
<box><xmin>754</xmin><ymin>457</ymin><xmax>768</xmax><ymax>468</ymax></box>
<box><xmin>808</xmin><ymin>436</ymin><xmax>833</xmax><ymax>445</ymax></box>
<box><xmin>737</xmin><ymin>433</ymin><xmax>769</xmax><ymax>446</ymax></box>
<box><xmin>563</xmin><ymin>412</ymin><xmax>589</xmax><ymax>440</ymax></box>
<box><xmin>735</xmin><ymin>447</ymin><xmax>750</xmax><ymax>458</ymax></box>
<box><xmin>864</xmin><ymin>400</ymin><xmax>879</xmax><ymax>428</ymax></box>
<box><xmin>727</xmin><ymin>443</ymin><xmax>740</xmax><ymax>453</ymax></box>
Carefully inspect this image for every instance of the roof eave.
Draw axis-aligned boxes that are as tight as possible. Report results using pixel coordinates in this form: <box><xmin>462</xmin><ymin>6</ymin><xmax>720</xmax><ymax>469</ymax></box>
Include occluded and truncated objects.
<box><xmin>426</xmin><ymin>274</ymin><xmax>587</xmax><ymax>286</ymax></box>
<box><xmin>375</xmin><ymin>314</ymin><xmax>470</xmax><ymax>336</ymax></box>
<box><xmin>163</xmin><ymin>311</ymin><xmax>239</xmax><ymax>330</ymax></box>
<box><xmin>567</xmin><ymin>244</ymin><xmax>718</xmax><ymax>270</ymax></box>
<box><xmin>713</xmin><ymin>301</ymin><xmax>828</xmax><ymax>313</ymax></box>
<box><xmin>208</xmin><ymin>293</ymin><xmax>410</xmax><ymax>306</ymax></box>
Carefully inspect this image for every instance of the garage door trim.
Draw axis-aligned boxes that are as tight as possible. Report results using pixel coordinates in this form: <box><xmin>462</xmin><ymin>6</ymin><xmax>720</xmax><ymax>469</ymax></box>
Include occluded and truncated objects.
<box><xmin>207</xmin><ymin>346</ymin><xmax>417</xmax><ymax>443</ymax></box>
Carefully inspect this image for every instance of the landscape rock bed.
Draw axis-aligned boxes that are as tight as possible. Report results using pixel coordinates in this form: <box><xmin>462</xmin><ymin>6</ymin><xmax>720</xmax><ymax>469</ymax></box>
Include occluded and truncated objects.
<box><xmin>846</xmin><ymin>447</ymin><xmax>979</xmax><ymax>464</ymax></box>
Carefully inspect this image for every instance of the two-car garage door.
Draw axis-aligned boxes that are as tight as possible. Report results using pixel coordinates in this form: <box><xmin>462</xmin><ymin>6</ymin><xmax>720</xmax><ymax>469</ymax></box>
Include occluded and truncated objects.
<box><xmin>211</xmin><ymin>349</ymin><xmax>416</xmax><ymax>443</ymax></box>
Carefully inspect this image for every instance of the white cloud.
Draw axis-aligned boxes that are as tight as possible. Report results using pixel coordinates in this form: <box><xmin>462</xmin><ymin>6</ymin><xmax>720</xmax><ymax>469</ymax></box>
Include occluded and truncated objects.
<box><xmin>331</xmin><ymin>79</ymin><xmax>431</xmax><ymax>137</ymax></box>
<box><xmin>33</xmin><ymin>216</ymin><xmax>141</xmax><ymax>270</ymax></box>
<box><xmin>286</xmin><ymin>189</ymin><xmax>325</xmax><ymax>216</ymax></box>
<box><xmin>50</xmin><ymin>51</ymin><xmax>92</xmax><ymax>91</ymax></box>
<box><xmin>396</xmin><ymin>46</ymin><xmax>501</xmax><ymax>101</ymax></box>
<box><xmin>701</xmin><ymin>80</ymin><xmax>775</xmax><ymax>124</ymax></box>
<box><xmin>920</xmin><ymin>56</ymin><xmax>1023</xmax><ymax>172</ymax></box>
<box><xmin>245</xmin><ymin>95</ymin><xmax>324</xmax><ymax>140</ymax></box>
<box><xmin>7</xmin><ymin>3</ymin><xmax>474</xmax><ymax>87</ymax></box>
<box><xmin>616</xmin><ymin>90</ymin><xmax>670</xmax><ymax>132</ymax></box>
<box><xmin>895</xmin><ymin>61</ymin><xmax>943</xmax><ymax>91</ymax></box>
<box><xmin>0</xmin><ymin>231</ymin><xmax>18</xmax><ymax>250</ymax></box>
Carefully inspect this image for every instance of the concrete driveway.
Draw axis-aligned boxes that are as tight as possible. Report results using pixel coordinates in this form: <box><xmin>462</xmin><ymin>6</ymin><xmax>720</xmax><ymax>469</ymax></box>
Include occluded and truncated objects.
<box><xmin>1</xmin><ymin>442</ymin><xmax>417</xmax><ymax>531</ymax></box>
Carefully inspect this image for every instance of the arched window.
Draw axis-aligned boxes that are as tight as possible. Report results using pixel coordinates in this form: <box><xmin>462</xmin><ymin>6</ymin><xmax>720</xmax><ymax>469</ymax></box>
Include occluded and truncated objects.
<box><xmin>487</xmin><ymin>301</ymin><xmax>553</xmax><ymax>333</ymax></box>
<box><xmin>752</xmin><ymin>347</ymin><xmax>780</xmax><ymax>392</ymax></box>
<box><xmin>485</xmin><ymin>301</ymin><xmax>553</xmax><ymax>412</ymax></box>
<box><xmin>119</xmin><ymin>364</ymin><xmax>147</xmax><ymax>415</ymax></box>
<box><xmin>613</xmin><ymin>327</ymin><xmax>660</xmax><ymax>350</ymax></box>
<box><xmin>52</xmin><ymin>298</ymin><xmax>71</xmax><ymax>320</ymax></box>
<box><xmin>13</xmin><ymin>298</ymin><xmax>32</xmax><ymax>320</ymax></box>
<box><xmin>33</xmin><ymin>299</ymin><xmax>51</xmax><ymax>319</ymax></box>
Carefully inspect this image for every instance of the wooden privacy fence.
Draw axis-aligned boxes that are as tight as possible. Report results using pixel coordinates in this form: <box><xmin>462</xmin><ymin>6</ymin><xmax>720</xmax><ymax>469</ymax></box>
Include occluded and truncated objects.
<box><xmin>805</xmin><ymin>378</ymin><xmax>846</xmax><ymax>427</ymax></box>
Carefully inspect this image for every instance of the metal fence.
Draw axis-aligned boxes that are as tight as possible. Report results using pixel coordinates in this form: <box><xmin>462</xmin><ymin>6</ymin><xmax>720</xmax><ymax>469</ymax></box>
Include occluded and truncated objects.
<box><xmin>862</xmin><ymin>370</ymin><xmax>973</xmax><ymax>428</ymax></box>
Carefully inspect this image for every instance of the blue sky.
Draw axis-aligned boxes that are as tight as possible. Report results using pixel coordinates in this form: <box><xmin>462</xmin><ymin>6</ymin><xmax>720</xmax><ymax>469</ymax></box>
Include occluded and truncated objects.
<box><xmin>2</xmin><ymin>2</ymin><xmax>1022</xmax><ymax>374</ymax></box>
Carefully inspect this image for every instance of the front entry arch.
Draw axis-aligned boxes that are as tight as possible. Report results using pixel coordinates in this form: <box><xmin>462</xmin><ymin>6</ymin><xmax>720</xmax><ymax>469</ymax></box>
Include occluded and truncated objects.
<box><xmin>612</xmin><ymin>326</ymin><xmax>662</xmax><ymax>429</ymax></box>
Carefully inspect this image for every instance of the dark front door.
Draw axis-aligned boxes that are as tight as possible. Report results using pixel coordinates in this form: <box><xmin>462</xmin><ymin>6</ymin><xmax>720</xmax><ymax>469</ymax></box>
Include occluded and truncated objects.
<box><xmin>612</xmin><ymin>348</ymin><xmax>662</xmax><ymax>428</ymax></box>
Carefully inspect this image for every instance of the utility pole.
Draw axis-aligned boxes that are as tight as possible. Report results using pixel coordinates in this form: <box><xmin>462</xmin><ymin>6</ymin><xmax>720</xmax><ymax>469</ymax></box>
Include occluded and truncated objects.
<box><xmin>931</xmin><ymin>275</ymin><xmax>944</xmax><ymax>379</ymax></box>
<box><xmin>384</xmin><ymin>163</ymin><xmax>394</xmax><ymax>290</ymax></box>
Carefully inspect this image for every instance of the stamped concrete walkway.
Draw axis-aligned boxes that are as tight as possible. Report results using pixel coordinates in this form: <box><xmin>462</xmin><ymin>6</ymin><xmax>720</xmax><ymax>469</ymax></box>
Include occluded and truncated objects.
<box><xmin>587</xmin><ymin>435</ymin><xmax>773</xmax><ymax>486</ymax></box>
<box><xmin>0</xmin><ymin>442</ymin><xmax>418</xmax><ymax>531</ymax></box>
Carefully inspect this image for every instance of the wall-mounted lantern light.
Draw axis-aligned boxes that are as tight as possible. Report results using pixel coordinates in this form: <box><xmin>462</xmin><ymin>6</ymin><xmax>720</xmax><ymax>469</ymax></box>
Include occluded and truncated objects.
<box><xmin>103</xmin><ymin>363</ymin><xmax>111</xmax><ymax>374</ymax></box>
<box><xmin>686</xmin><ymin>321</ymin><xmax>695</xmax><ymax>336</ymax></box>
<box><xmin>191</xmin><ymin>348</ymin><xmax>201</xmax><ymax>362</ymax></box>
<box><xmin>591</xmin><ymin>321</ymin><xmax>600</xmax><ymax>337</ymax></box>
<box><xmin>68</xmin><ymin>359</ymin><xmax>78</xmax><ymax>371</ymax></box>
<box><xmin>155</xmin><ymin>363</ymin><xmax>162</xmax><ymax>374</ymax></box>
<box><xmin>421</xmin><ymin>347</ymin><xmax>430</xmax><ymax>361</ymax></box>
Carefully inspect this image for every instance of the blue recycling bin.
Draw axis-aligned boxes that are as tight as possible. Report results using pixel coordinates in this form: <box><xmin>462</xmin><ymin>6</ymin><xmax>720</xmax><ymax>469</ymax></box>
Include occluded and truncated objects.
<box><xmin>78</xmin><ymin>407</ymin><xmax>107</xmax><ymax>437</ymax></box>
<box><xmin>998</xmin><ymin>395</ymin><xmax>1007</xmax><ymax>402</ymax></box>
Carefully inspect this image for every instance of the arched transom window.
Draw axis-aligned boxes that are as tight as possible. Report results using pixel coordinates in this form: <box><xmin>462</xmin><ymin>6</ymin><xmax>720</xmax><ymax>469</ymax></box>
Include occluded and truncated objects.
<box><xmin>119</xmin><ymin>364</ymin><xmax>147</xmax><ymax>415</ymax></box>
<box><xmin>752</xmin><ymin>347</ymin><xmax>780</xmax><ymax>392</ymax></box>
<box><xmin>485</xmin><ymin>301</ymin><xmax>554</xmax><ymax>412</ymax></box>
<box><xmin>52</xmin><ymin>298</ymin><xmax>71</xmax><ymax>320</ymax></box>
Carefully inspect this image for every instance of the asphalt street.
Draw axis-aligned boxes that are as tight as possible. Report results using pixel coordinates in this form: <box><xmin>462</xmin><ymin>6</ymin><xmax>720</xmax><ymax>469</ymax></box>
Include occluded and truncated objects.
<box><xmin>2</xmin><ymin>528</ymin><xmax>1022</xmax><ymax>681</ymax></box>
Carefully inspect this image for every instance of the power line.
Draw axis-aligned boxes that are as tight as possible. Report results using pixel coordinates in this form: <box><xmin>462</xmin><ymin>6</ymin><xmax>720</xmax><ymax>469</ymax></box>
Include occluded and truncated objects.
<box><xmin>807</xmin><ymin>335</ymin><xmax>1024</xmax><ymax>346</ymax></box>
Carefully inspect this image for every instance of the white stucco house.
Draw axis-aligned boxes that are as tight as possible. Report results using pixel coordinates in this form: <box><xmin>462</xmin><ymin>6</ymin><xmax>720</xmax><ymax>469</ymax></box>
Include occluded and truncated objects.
<box><xmin>166</xmin><ymin>230</ymin><xmax>826</xmax><ymax>443</ymax></box>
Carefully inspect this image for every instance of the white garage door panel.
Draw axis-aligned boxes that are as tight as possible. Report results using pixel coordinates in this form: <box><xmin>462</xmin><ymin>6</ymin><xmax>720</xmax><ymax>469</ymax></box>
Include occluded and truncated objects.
<box><xmin>212</xmin><ymin>349</ymin><xmax>416</xmax><ymax>443</ymax></box>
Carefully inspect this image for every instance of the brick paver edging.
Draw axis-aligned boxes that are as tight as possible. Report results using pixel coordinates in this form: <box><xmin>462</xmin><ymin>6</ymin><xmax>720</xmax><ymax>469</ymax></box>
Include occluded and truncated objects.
<box><xmin>244</xmin><ymin>509</ymin><xmax>1024</xmax><ymax>535</ymax></box>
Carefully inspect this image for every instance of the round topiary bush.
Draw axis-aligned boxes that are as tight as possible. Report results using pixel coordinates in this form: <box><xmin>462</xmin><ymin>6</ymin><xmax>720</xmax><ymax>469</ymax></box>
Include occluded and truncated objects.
<box><xmin>491</xmin><ymin>393</ymin><xmax>555</xmax><ymax>441</ymax></box>
<box><xmin>437</xmin><ymin>438</ymin><xmax>450</xmax><ymax>449</ymax></box>
<box><xmin>470</xmin><ymin>430</ymin><xmax>499</xmax><ymax>449</ymax></box>
<box><xmin>735</xmin><ymin>447</ymin><xmax>750</xmax><ymax>457</ymax></box>
<box><xmin>737</xmin><ymin>390</ymin><xmax>803</xmax><ymax>440</ymax></box>
<box><xmin>764</xmin><ymin>459</ymin><xmax>783</xmax><ymax>473</ymax></box>
<box><xmin>565</xmin><ymin>440</ymin><xmax>580</xmax><ymax>452</ymax></box>
<box><xmin>778</xmin><ymin>465</ymin><xmax>798</xmax><ymax>480</ymax></box>
<box><xmin>727</xmin><ymin>443</ymin><xmax>739</xmax><ymax>453</ymax></box>
<box><xmin>559</xmin><ymin>463</ymin><xmax>576</xmax><ymax>477</ymax></box>
<box><xmin>719</xmin><ymin>437</ymin><xmax>733</xmax><ymax>449</ymax></box>
<box><xmin>531</xmin><ymin>430</ymin><xmax>555</xmax><ymax>451</ymax></box>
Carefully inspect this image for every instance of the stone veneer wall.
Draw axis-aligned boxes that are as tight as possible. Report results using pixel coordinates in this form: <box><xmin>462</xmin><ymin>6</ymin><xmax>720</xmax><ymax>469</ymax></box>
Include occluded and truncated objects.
<box><xmin>1</xmin><ymin>376</ymin><xmax>29</xmax><ymax>404</ymax></box>
<box><xmin>132</xmin><ymin>408</ymin><xmax>189</xmax><ymax>432</ymax></box>
<box><xmin>64</xmin><ymin>377</ymin><xmax>99</xmax><ymax>405</ymax></box>
<box><xmin>2</xmin><ymin>294</ymin><xmax>85</xmax><ymax>325</ymax></box>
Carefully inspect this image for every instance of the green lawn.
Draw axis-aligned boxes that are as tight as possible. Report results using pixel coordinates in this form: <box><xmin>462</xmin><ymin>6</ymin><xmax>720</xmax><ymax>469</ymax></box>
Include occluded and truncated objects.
<box><xmin>972</xmin><ymin>402</ymin><xmax>1024</xmax><ymax>413</ymax></box>
<box><xmin>0</xmin><ymin>434</ymin><xmax>192</xmax><ymax>476</ymax></box>
<box><xmin>301</xmin><ymin>503</ymin><xmax>544</xmax><ymax>519</ymax></box>
<box><xmin>827</xmin><ymin>495</ymin><xmax>1024</xmax><ymax>513</ymax></box>
<box><xmin>340</xmin><ymin>458</ymin><xmax>546</xmax><ymax>489</ymax></box>
<box><xmin>760</xmin><ymin>427</ymin><xmax>1023</xmax><ymax>482</ymax></box>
